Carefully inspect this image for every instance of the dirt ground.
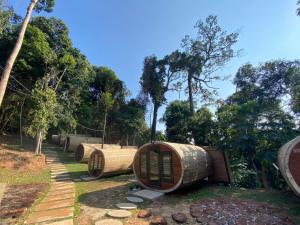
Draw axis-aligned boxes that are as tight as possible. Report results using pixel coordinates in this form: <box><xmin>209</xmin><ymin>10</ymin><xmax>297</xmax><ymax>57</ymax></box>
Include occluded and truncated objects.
<box><xmin>0</xmin><ymin>145</ymin><xmax>45</xmax><ymax>171</ymax></box>
<box><xmin>0</xmin><ymin>183</ymin><xmax>48</xmax><ymax>225</ymax></box>
<box><xmin>77</xmin><ymin>175</ymin><xmax>298</xmax><ymax>225</ymax></box>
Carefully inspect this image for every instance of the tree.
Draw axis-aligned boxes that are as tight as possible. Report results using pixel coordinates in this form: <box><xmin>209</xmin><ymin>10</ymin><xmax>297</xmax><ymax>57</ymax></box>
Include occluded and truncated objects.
<box><xmin>215</xmin><ymin>61</ymin><xmax>299</xmax><ymax>188</ymax></box>
<box><xmin>100</xmin><ymin>92</ymin><xmax>114</xmax><ymax>148</ymax></box>
<box><xmin>140</xmin><ymin>53</ymin><xmax>182</xmax><ymax>142</ymax></box>
<box><xmin>26</xmin><ymin>76</ymin><xmax>58</xmax><ymax>154</ymax></box>
<box><xmin>0</xmin><ymin>0</ymin><xmax>55</xmax><ymax>107</ymax></box>
<box><xmin>116</xmin><ymin>99</ymin><xmax>146</xmax><ymax>146</ymax></box>
<box><xmin>0</xmin><ymin>2</ymin><xmax>21</xmax><ymax>38</ymax></box>
<box><xmin>162</xmin><ymin>100</ymin><xmax>191</xmax><ymax>143</ymax></box>
<box><xmin>190</xmin><ymin>107</ymin><xmax>214</xmax><ymax>146</ymax></box>
<box><xmin>181</xmin><ymin>15</ymin><xmax>240</xmax><ymax>114</ymax></box>
<box><xmin>297</xmin><ymin>0</ymin><xmax>300</xmax><ymax>16</ymax></box>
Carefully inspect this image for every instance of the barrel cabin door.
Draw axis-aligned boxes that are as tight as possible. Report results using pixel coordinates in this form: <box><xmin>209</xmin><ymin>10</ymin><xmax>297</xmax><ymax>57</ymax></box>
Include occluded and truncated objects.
<box><xmin>140</xmin><ymin>145</ymin><xmax>174</xmax><ymax>189</ymax></box>
<box><xmin>290</xmin><ymin>144</ymin><xmax>300</xmax><ymax>186</ymax></box>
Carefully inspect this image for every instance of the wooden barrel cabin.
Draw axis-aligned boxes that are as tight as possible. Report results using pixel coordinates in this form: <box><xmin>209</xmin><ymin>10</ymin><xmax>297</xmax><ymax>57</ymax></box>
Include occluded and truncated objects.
<box><xmin>59</xmin><ymin>135</ymin><xmax>67</xmax><ymax>146</ymax></box>
<box><xmin>51</xmin><ymin>135</ymin><xmax>60</xmax><ymax>144</ymax></box>
<box><xmin>133</xmin><ymin>142</ymin><xmax>212</xmax><ymax>193</ymax></box>
<box><xmin>65</xmin><ymin>135</ymin><xmax>102</xmax><ymax>152</ymax></box>
<box><xmin>88</xmin><ymin>148</ymin><xmax>137</xmax><ymax>178</ymax></box>
<box><xmin>75</xmin><ymin>143</ymin><xmax>121</xmax><ymax>163</ymax></box>
<box><xmin>278</xmin><ymin>136</ymin><xmax>300</xmax><ymax>197</ymax></box>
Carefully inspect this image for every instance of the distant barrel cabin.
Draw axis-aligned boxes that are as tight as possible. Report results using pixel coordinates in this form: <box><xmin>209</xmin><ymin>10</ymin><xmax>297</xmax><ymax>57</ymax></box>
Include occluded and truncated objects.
<box><xmin>133</xmin><ymin>142</ymin><xmax>231</xmax><ymax>193</ymax></box>
<box><xmin>278</xmin><ymin>136</ymin><xmax>300</xmax><ymax>197</ymax></box>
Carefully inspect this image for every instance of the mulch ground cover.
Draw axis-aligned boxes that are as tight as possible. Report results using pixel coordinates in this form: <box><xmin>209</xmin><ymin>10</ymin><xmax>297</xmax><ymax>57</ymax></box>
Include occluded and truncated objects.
<box><xmin>146</xmin><ymin>197</ymin><xmax>296</xmax><ymax>225</ymax></box>
<box><xmin>0</xmin><ymin>183</ymin><xmax>48</xmax><ymax>224</ymax></box>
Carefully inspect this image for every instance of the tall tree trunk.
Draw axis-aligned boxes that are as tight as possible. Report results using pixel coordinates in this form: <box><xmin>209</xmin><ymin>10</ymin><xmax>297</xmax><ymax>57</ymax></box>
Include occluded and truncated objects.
<box><xmin>151</xmin><ymin>103</ymin><xmax>159</xmax><ymax>142</ymax></box>
<box><xmin>0</xmin><ymin>0</ymin><xmax>38</xmax><ymax>108</ymax></box>
<box><xmin>19</xmin><ymin>99</ymin><xmax>25</xmax><ymax>145</ymax></box>
<box><xmin>187</xmin><ymin>72</ymin><xmax>194</xmax><ymax>115</ymax></box>
<box><xmin>35</xmin><ymin>130</ymin><xmax>41</xmax><ymax>155</ymax></box>
<box><xmin>261</xmin><ymin>165</ymin><xmax>269</xmax><ymax>189</ymax></box>
<box><xmin>126</xmin><ymin>133</ymin><xmax>129</xmax><ymax>146</ymax></box>
<box><xmin>102</xmin><ymin>108</ymin><xmax>107</xmax><ymax>149</ymax></box>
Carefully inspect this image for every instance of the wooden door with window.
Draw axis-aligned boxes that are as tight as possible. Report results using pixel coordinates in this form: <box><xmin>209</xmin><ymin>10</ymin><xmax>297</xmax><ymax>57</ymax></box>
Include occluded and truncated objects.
<box><xmin>139</xmin><ymin>146</ymin><xmax>174</xmax><ymax>188</ymax></box>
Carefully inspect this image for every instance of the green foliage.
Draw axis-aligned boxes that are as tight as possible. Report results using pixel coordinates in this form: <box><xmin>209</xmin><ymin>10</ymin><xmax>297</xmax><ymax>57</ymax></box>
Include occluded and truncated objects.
<box><xmin>26</xmin><ymin>78</ymin><xmax>58</xmax><ymax>139</ymax></box>
<box><xmin>115</xmin><ymin>99</ymin><xmax>146</xmax><ymax>145</ymax></box>
<box><xmin>100</xmin><ymin>92</ymin><xmax>114</xmax><ymax>110</ymax></box>
<box><xmin>190</xmin><ymin>107</ymin><xmax>214</xmax><ymax>146</ymax></box>
<box><xmin>231</xmin><ymin>161</ymin><xmax>258</xmax><ymax>188</ymax></box>
<box><xmin>34</xmin><ymin>0</ymin><xmax>55</xmax><ymax>13</ymax></box>
<box><xmin>31</xmin><ymin>16</ymin><xmax>72</xmax><ymax>53</ymax></box>
<box><xmin>162</xmin><ymin>100</ymin><xmax>191</xmax><ymax>143</ymax></box>
<box><xmin>216</xmin><ymin>61</ymin><xmax>299</xmax><ymax>189</ymax></box>
<box><xmin>0</xmin><ymin>3</ymin><xmax>19</xmax><ymax>38</ymax></box>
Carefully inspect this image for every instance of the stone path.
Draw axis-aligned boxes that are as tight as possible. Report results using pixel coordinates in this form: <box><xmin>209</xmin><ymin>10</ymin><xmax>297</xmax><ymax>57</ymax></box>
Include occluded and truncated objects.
<box><xmin>26</xmin><ymin>150</ymin><xmax>75</xmax><ymax>225</ymax></box>
<box><xmin>0</xmin><ymin>183</ymin><xmax>6</xmax><ymax>204</ymax></box>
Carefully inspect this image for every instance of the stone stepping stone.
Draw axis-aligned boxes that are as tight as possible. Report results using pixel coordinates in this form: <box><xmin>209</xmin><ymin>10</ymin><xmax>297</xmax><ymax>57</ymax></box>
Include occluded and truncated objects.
<box><xmin>45</xmin><ymin>219</ymin><xmax>73</xmax><ymax>225</ymax></box>
<box><xmin>95</xmin><ymin>219</ymin><xmax>123</xmax><ymax>225</ymax></box>
<box><xmin>132</xmin><ymin>189</ymin><xmax>164</xmax><ymax>200</ymax></box>
<box><xmin>127</xmin><ymin>196</ymin><xmax>144</xmax><ymax>203</ymax></box>
<box><xmin>35</xmin><ymin>198</ymin><xmax>74</xmax><ymax>211</ymax></box>
<box><xmin>51</xmin><ymin>169</ymin><xmax>67</xmax><ymax>172</ymax></box>
<box><xmin>47</xmin><ymin>188</ymin><xmax>74</xmax><ymax>197</ymax></box>
<box><xmin>43</xmin><ymin>192</ymin><xmax>75</xmax><ymax>202</ymax></box>
<box><xmin>50</xmin><ymin>186</ymin><xmax>75</xmax><ymax>192</ymax></box>
<box><xmin>51</xmin><ymin>174</ymin><xmax>70</xmax><ymax>179</ymax></box>
<box><xmin>51</xmin><ymin>172</ymin><xmax>69</xmax><ymax>176</ymax></box>
<box><xmin>107</xmin><ymin>210</ymin><xmax>132</xmax><ymax>218</ymax></box>
<box><xmin>116</xmin><ymin>203</ymin><xmax>137</xmax><ymax>210</ymax></box>
<box><xmin>81</xmin><ymin>176</ymin><xmax>97</xmax><ymax>181</ymax></box>
<box><xmin>51</xmin><ymin>182</ymin><xmax>74</xmax><ymax>187</ymax></box>
<box><xmin>73</xmin><ymin>178</ymin><xmax>81</xmax><ymax>182</ymax></box>
<box><xmin>52</xmin><ymin>177</ymin><xmax>71</xmax><ymax>182</ymax></box>
<box><xmin>26</xmin><ymin>207</ymin><xmax>73</xmax><ymax>224</ymax></box>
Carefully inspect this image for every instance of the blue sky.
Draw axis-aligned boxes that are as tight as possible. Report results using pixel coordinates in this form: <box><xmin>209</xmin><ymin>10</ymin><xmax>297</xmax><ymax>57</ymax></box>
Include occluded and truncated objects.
<box><xmin>8</xmin><ymin>0</ymin><xmax>300</xmax><ymax>131</ymax></box>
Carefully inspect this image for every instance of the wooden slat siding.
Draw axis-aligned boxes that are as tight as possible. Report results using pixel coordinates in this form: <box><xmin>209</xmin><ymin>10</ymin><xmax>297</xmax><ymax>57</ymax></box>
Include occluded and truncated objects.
<box><xmin>88</xmin><ymin>148</ymin><xmax>136</xmax><ymax>178</ymax></box>
<box><xmin>66</xmin><ymin>136</ymin><xmax>103</xmax><ymax>152</ymax></box>
<box><xmin>289</xmin><ymin>142</ymin><xmax>300</xmax><ymax>186</ymax></box>
<box><xmin>204</xmin><ymin>147</ymin><xmax>232</xmax><ymax>184</ymax></box>
<box><xmin>59</xmin><ymin>135</ymin><xmax>67</xmax><ymax>146</ymax></box>
<box><xmin>76</xmin><ymin>144</ymin><xmax>121</xmax><ymax>163</ymax></box>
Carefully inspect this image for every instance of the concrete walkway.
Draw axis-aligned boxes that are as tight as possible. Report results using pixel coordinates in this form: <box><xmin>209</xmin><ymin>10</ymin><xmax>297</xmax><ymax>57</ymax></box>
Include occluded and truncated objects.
<box><xmin>25</xmin><ymin>151</ymin><xmax>75</xmax><ymax>225</ymax></box>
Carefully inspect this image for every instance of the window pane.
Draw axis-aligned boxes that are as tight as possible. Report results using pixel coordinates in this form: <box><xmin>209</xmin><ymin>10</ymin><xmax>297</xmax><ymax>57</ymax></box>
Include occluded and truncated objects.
<box><xmin>163</xmin><ymin>154</ymin><xmax>172</xmax><ymax>177</ymax></box>
<box><xmin>150</xmin><ymin>150</ymin><xmax>159</xmax><ymax>181</ymax></box>
<box><xmin>140</xmin><ymin>153</ymin><xmax>147</xmax><ymax>178</ymax></box>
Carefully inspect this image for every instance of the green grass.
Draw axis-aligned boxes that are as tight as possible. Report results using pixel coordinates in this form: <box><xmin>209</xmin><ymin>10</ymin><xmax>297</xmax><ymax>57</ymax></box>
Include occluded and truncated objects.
<box><xmin>0</xmin><ymin>167</ymin><xmax>50</xmax><ymax>185</ymax></box>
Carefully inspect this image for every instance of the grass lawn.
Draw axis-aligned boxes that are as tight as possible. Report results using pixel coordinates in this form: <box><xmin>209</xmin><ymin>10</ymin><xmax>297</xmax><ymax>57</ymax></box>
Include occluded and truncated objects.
<box><xmin>0</xmin><ymin>167</ymin><xmax>50</xmax><ymax>185</ymax></box>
